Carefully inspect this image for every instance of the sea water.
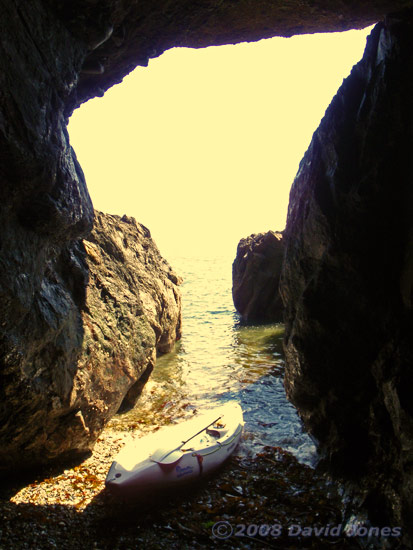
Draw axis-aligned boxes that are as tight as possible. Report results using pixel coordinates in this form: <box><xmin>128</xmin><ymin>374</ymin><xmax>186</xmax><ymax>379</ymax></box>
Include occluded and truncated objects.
<box><xmin>110</xmin><ymin>255</ymin><xmax>317</xmax><ymax>466</ymax></box>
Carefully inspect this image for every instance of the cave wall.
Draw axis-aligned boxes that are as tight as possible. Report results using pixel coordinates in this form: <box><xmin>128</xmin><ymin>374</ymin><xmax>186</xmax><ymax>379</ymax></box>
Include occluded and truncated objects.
<box><xmin>0</xmin><ymin>0</ymin><xmax>183</xmax><ymax>470</ymax></box>
<box><xmin>280</xmin><ymin>14</ymin><xmax>413</xmax><ymax>537</ymax></box>
<box><xmin>45</xmin><ymin>0</ymin><xmax>412</xmax><ymax>115</ymax></box>
<box><xmin>0</xmin><ymin>0</ymin><xmax>93</xmax><ymax>470</ymax></box>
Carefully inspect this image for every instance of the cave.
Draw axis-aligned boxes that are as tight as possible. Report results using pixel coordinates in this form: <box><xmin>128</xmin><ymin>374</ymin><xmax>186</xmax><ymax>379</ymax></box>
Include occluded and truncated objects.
<box><xmin>1</xmin><ymin>0</ymin><xmax>413</xmax><ymax>546</ymax></box>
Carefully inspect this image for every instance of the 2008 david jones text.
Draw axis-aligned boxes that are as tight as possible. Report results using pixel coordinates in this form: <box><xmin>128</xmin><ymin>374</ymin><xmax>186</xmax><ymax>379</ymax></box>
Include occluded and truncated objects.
<box><xmin>211</xmin><ymin>521</ymin><xmax>402</xmax><ymax>540</ymax></box>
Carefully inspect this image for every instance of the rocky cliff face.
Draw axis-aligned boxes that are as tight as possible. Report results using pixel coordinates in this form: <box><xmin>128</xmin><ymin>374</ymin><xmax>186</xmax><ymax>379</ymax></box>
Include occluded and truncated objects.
<box><xmin>0</xmin><ymin>208</ymin><xmax>181</xmax><ymax>470</ymax></box>
<box><xmin>280</xmin><ymin>15</ymin><xmax>413</xmax><ymax>540</ymax></box>
<box><xmin>233</xmin><ymin>231</ymin><xmax>284</xmax><ymax>322</ymax></box>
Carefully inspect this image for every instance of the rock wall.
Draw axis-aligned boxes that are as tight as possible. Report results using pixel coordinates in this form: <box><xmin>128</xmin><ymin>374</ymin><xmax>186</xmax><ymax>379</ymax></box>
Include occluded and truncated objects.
<box><xmin>280</xmin><ymin>15</ymin><xmax>413</xmax><ymax>540</ymax></box>
<box><xmin>232</xmin><ymin>231</ymin><xmax>284</xmax><ymax>322</ymax></box>
<box><xmin>0</xmin><ymin>0</ymin><xmax>94</xmax><ymax>471</ymax></box>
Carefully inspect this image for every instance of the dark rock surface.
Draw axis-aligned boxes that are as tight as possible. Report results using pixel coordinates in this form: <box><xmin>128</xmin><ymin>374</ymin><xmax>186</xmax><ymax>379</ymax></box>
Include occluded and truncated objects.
<box><xmin>280</xmin><ymin>15</ymin><xmax>413</xmax><ymax>542</ymax></box>
<box><xmin>46</xmin><ymin>0</ymin><xmax>411</xmax><ymax>115</ymax></box>
<box><xmin>0</xmin><ymin>0</ymin><xmax>94</xmax><ymax>471</ymax></box>
<box><xmin>232</xmin><ymin>231</ymin><xmax>284</xmax><ymax>322</ymax></box>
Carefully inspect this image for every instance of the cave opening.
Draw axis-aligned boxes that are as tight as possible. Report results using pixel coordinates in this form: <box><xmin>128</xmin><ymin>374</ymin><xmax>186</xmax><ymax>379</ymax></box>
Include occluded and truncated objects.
<box><xmin>68</xmin><ymin>27</ymin><xmax>372</xmax><ymax>262</ymax></box>
<box><xmin>67</xmin><ymin>25</ymin><xmax>374</xmax><ymax>467</ymax></box>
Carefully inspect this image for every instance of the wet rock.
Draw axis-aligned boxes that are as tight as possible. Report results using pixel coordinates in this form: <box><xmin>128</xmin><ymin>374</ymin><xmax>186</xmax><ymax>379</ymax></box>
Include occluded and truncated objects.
<box><xmin>280</xmin><ymin>15</ymin><xmax>413</xmax><ymax>544</ymax></box>
<box><xmin>232</xmin><ymin>231</ymin><xmax>284</xmax><ymax>322</ymax></box>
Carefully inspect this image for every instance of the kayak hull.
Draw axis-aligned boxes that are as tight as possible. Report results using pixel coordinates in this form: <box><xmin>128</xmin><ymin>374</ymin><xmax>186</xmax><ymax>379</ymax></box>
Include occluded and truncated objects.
<box><xmin>105</xmin><ymin>401</ymin><xmax>243</xmax><ymax>498</ymax></box>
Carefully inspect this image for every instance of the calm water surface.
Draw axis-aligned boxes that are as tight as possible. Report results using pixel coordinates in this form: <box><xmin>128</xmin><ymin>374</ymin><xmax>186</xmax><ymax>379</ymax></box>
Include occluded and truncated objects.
<box><xmin>109</xmin><ymin>255</ymin><xmax>317</xmax><ymax>466</ymax></box>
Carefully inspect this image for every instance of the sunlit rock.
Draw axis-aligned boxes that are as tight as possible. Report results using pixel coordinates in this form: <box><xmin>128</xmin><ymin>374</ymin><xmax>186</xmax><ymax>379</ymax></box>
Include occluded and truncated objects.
<box><xmin>74</xmin><ymin>210</ymin><xmax>182</xmax><ymax>443</ymax></box>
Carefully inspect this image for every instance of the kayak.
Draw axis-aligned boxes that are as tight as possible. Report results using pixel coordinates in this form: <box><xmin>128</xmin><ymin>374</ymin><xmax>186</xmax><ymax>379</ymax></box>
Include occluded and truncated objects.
<box><xmin>105</xmin><ymin>401</ymin><xmax>244</xmax><ymax>498</ymax></box>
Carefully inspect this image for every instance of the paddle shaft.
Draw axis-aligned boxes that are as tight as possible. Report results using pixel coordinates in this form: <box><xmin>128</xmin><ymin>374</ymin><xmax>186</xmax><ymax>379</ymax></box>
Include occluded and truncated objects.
<box><xmin>161</xmin><ymin>415</ymin><xmax>223</xmax><ymax>461</ymax></box>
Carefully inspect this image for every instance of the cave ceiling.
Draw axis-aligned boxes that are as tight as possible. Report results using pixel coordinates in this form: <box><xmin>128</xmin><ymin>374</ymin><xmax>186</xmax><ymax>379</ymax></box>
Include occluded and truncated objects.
<box><xmin>48</xmin><ymin>0</ymin><xmax>413</xmax><ymax>114</ymax></box>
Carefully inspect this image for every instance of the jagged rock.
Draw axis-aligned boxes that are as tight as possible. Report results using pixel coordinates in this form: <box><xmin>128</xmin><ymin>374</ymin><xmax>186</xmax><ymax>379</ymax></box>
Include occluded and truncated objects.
<box><xmin>280</xmin><ymin>15</ymin><xmax>413</xmax><ymax>543</ymax></box>
<box><xmin>232</xmin><ymin>231</ymin><xmax>284</xmax><ymax>322</ymax></box>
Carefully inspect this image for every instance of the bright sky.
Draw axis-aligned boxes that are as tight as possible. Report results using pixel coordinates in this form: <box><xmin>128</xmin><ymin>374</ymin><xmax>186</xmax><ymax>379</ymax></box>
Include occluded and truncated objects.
<box><xmin>68</xmin><ymin>27</ymin><xmax>373</xmax><ymax>261</ymax></box>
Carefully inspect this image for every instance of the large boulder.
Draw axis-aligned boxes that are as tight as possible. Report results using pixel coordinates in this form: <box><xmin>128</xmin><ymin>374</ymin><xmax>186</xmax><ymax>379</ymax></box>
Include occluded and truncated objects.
<box><xmin>280</xmin><ymin>15</ymin><xmax>413</xmax><ymax>541</ymax></box>
<box><xmin>232</xmin><ymin>231</ymin><xmax>284</xmax><ymax>322</ymax></box>
<box><xmin>73</xmin><ymin>211</ymin><xmax>182</xmax><ymax>448</ymax></box>
<box><xmin>0</xmin><ymin>209</ymin><xmax>181</xmax><ymax>470</ymax></box>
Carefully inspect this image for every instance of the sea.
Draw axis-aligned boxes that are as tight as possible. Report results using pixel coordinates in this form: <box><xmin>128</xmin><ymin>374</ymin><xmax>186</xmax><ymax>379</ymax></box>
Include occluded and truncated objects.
<box><xmin>109</xmin><ymin>254</ymin><xmax>317</xmax><ymax>467</ymax></box>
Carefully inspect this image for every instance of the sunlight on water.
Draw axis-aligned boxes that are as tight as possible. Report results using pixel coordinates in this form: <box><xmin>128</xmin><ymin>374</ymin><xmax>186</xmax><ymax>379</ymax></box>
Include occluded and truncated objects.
<box><xmin>109</xmin><ymin>255</ymin><xmax>317</xmax><ymax>466</ymax></box>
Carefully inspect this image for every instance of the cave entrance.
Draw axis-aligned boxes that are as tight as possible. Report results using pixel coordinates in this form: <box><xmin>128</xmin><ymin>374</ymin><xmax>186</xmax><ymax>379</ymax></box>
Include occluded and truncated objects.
<box><xmin>68</xmin><ymin>28</ymin><xmax>371</xmax><ymax>261</ymax></box>
<box><xmin>66</xmin><ymin>26</ymin><xmax>373</xmax><ymax>474</ymax></box>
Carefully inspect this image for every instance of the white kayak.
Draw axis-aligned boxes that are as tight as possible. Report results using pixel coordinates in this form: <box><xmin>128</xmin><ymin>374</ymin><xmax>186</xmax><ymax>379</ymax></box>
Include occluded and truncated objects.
<box><xmin>105</xmin><ymin>401</ymin><xmax>244</xmax><ymax>498</ymax></box>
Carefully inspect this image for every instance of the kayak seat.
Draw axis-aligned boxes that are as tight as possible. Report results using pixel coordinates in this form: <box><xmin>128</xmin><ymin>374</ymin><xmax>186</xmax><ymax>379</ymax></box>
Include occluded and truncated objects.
<box><xmin>206</xmin><ymin>427</ymin><xmax>229</xmax><ymax>438</ymax></box>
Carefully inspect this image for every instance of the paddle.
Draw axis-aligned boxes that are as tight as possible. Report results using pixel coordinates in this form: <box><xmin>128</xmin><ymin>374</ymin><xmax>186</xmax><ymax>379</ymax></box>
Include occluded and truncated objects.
<box><xmin>150</xmin><ymin>415</ymin><xmax>223</xmax><ymax>465</ymax></box>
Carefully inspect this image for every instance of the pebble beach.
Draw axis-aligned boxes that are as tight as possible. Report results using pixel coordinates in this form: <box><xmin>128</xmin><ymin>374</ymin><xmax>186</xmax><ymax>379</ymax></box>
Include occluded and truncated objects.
<box><xmin>0</xmin><ymin>426</ymin><xmax>363</xmax><ymax>550</ymax></box>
